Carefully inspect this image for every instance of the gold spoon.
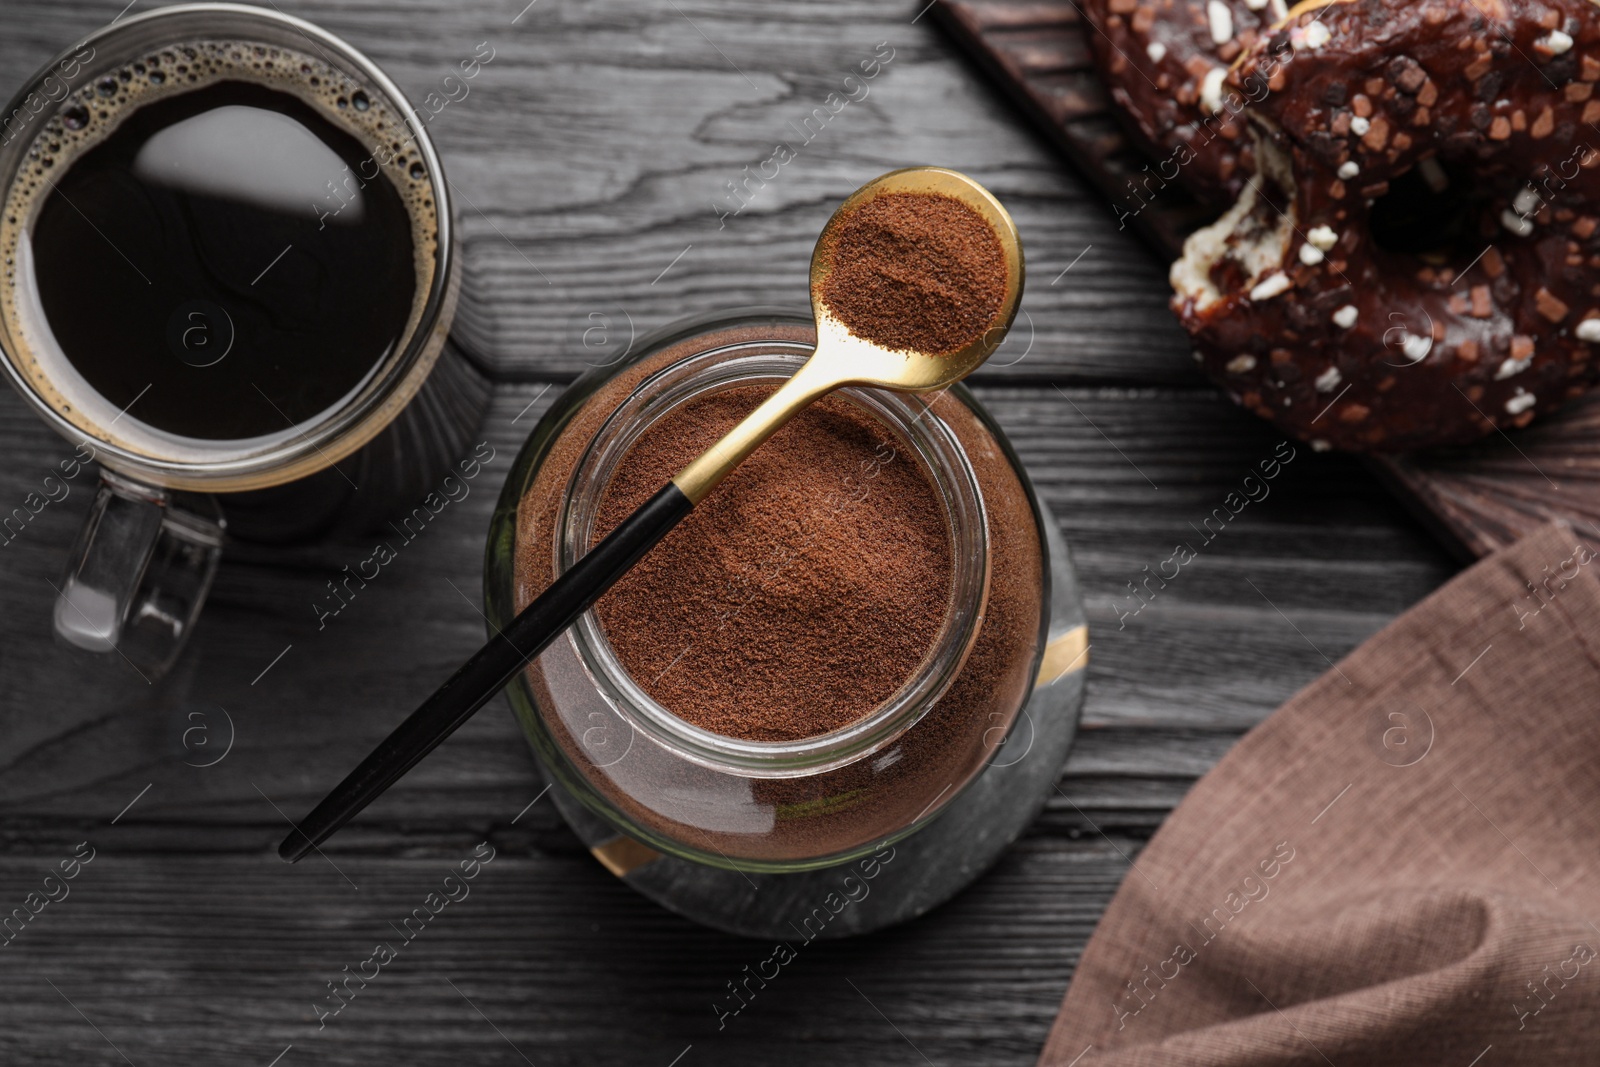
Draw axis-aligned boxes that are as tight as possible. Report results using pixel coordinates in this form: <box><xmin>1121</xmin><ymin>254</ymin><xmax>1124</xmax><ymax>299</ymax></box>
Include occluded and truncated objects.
<box><xmin>675</xmin><ymin>166</ymin><xmax>1024</xmax><ymax>504</ymax></box>
<box><xmin>279</xmin><ymin>166</ymin><xmax>1025</xmax><ymax>863</ymax></box>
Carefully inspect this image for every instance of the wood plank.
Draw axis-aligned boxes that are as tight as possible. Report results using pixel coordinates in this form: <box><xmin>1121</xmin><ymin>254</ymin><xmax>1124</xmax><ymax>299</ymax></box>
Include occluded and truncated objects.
<box><xmin>0</xmin><ymin>846</ymin><xmax>1120</xmax><ymax>1067</ymax></box>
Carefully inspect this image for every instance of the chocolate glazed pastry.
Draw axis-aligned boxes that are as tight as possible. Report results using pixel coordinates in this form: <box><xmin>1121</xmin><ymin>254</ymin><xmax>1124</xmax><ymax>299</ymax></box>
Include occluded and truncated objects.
<box><xmin>1173</xmin><ymin>0</ymin><xmax>1600</xmax><ymax>452</ymax></box>
<box><xmin>1083</xmin><ymin>0</ymin><xmax>1284</xmax><ymax>203</ymax></box>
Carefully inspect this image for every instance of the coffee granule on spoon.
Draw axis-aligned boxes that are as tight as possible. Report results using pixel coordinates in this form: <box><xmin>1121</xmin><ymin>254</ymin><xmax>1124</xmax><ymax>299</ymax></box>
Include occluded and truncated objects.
<box><xmin>818</xmin><ymin>191</ymin><xmax>1008</xmax><ymax>355</ymax></box>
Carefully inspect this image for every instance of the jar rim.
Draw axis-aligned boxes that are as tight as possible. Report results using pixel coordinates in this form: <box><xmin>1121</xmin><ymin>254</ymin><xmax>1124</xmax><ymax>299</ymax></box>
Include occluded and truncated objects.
<box><xmin>556</xmin><ymin>337</ymin><xmax>992</xmax><ymax>778</ymax></box>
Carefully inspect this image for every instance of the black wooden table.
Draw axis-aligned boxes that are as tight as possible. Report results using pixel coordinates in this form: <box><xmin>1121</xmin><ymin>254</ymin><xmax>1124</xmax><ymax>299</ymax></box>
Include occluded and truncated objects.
<box><xmin>0</xmin><ymin>1</ymin><xmax>1458</xmax><ymax>1064</ymax></box>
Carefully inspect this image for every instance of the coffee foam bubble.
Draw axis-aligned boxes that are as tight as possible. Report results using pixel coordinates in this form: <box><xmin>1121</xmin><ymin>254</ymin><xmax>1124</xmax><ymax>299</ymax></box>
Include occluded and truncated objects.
<box><xmin>0</xmin><ymin>40</ymin><xmax>441</xmax><ymax>467</ymax></box>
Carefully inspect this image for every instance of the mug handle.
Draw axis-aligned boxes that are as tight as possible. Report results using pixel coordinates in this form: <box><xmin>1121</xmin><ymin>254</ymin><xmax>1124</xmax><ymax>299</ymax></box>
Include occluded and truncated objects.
<box><xmin>54</xmin><ymin>469</ymin><xmax>226</xmax><ymax>681</ymax></box>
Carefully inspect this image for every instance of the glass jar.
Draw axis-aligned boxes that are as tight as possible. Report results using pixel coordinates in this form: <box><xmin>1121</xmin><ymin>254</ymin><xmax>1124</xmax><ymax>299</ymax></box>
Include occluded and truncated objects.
<box><xmin>485</xmin><ymin>309</ymin><xmax>1049</xmax><ymax>872</ymax></box>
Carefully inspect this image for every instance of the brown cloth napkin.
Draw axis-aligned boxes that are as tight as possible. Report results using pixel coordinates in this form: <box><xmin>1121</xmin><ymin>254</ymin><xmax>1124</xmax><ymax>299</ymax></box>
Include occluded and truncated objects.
<box><xmin>1040</xmin><ymin>521</ymin><xmax>1600</xmax><ymax>1066</ymax></box>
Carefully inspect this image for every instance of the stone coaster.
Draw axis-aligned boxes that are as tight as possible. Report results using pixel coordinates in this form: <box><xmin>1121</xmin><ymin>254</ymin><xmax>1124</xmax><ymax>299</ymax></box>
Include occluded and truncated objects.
<box><xmin>528</xmin><ymin>501</ymin><xmax>1087</xmax><ymax>940</ymax></box>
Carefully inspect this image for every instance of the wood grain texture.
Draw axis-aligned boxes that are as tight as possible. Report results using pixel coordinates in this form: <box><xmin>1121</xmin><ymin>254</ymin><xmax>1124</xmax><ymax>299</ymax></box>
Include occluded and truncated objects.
<box><xmin>0</xmin><ymin>2</ymin><xmax>1458</xmax><ymax>1065</ymax></box>
<box><xmin>1373</xmin><ymin>395</ymin><xmax>1600</xmax><ymax>559</ymax></box>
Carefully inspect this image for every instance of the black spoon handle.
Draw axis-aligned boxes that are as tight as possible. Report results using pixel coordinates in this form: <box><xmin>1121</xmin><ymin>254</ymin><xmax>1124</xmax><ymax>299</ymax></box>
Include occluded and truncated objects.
<box><xmin>278</xmin><ymin>482</ymin><xmax>693</xmax><ymax>863</ymax></box>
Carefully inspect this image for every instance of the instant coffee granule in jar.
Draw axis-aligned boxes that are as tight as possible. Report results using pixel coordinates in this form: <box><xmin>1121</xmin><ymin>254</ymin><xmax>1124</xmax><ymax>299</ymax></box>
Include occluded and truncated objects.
<box><xmin>591</xmin><ymin>386</ymin><xmax>954</xmax><ymax>743</ymax></box>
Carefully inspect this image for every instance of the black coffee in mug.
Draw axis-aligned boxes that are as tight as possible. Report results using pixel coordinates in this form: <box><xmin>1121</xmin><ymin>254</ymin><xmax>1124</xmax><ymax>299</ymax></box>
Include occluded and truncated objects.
<box><xmin>0</xmin><ymin>9</ymin><xmax>483</xmax><ymax>680</ymax></box>
<box><xmin>2</xmin><ymin>40</ymin><xmax>439</xmax><ymax>447</ymax></box>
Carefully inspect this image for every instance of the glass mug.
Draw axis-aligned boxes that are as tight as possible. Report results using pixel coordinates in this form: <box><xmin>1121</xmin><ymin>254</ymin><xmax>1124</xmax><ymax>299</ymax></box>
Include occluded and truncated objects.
<box><xmin>486</xmin><ymin>310</ymin><xmax>1051</xmax><ymax>872</ymax></box>
<box><xmin>0</xmin><ymin>4</ymin><xmax>476</xmax><ymax>679</ymax></box>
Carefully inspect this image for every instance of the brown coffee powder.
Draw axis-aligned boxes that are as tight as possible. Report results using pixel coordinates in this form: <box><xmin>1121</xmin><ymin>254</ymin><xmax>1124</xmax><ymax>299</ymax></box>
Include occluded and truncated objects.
<box><xmin>590</xmin><ymin>386</ymin><xmax>953</xmax><ymax>743</ymax></box>
<box><xmin>818</xmin><ymin>191</ymin><xmax>1008</xmax><ymax>356</ymax></box>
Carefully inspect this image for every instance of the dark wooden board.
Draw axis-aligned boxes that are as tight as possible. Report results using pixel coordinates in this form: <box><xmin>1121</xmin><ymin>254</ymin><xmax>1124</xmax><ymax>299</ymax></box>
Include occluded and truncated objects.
<box><xmin>0</xmin><ymin>2</ymin><xmax>1460</xmax><ymax>1065</ymax></box>
<box><xmin>932</xmin><ymin>0</ymin><xmax>1600</xmax><ymax>560</ymax></box>
<box><xmin>930</xmin><ymin>0</ymin><xmax>1214</xmax><ymax>255</ymax></box>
